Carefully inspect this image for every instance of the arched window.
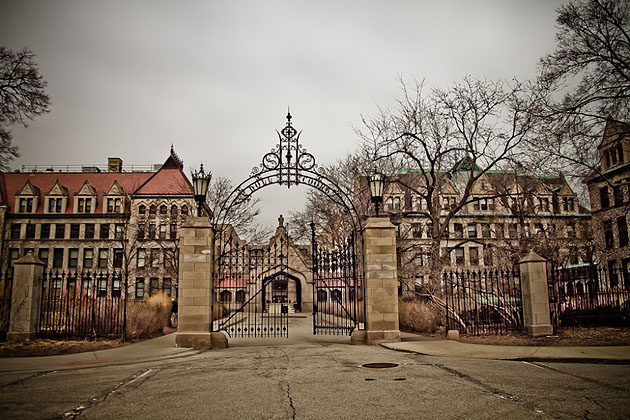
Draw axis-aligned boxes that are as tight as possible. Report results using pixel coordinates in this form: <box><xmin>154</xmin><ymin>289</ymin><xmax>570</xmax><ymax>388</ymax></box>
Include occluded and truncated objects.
<box><xmin>220</xmin><ymin>290</ymin><xmax>232</xmax><ymax>303</ymax></box>
<box><xmin>235</xmin><ymin>290</ymin><xmax>246</xmax><ymax>304</ymax></box>
<box><xmin>170</xmin><ymin>205</ymin><xmax>178</xmax><ymax>217</ymax></box>
<box><xmin>149</xmin><ymin>205</ymin><xmax>157</xmax><ymax>217</ymax></box>
<box><xmin>160</xmin><ymin>204</ymin><xmax>167</xmax><ymax>215</ymax></box>
<box><xmin>317</xmin><ymin>289</ymin><xmax>327</xmax><ymax>302</ymax></box>
<box><xmin>138</xmin><ymin>204</ymin><xmax>146</xmax><ymax>215</ymax></box>
<box><xmin>181</xmin><ymin>205</ymin><xmax>189</xmax><ymax>216</ymax></box>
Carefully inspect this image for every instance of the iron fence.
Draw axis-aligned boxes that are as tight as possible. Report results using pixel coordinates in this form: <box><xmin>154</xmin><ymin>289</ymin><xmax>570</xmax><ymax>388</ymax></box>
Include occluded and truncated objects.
<box><xmin>443</xmin><ymin>268</ymin><xmax>523</xmax><ymax>335</ymax></box>
<box><xmin>0</xmin><ymin>271</ymin><xmax>13</xmax><ymax>339</ymax></box>
<box><xmin>39</xmin><ymin>271</ymin><xmax>128</xmax><ymax>339</ymax></box>
<box><xmin>548</xmin><ymin>265</ymin><xmax>630</xmax><ymax>328</ymax></box>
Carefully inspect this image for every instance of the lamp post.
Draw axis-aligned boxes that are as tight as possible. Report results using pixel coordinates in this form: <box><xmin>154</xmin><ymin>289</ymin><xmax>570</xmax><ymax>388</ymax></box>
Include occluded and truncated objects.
<box><xmin>192</xmin><ymin>163</ymin><xmax>211</xmax><ymax>217</ymax></box>
<box><xmin>367</xmin><ymin>169</ymin><xmax>385</xmax><ymax>216</ymax></box>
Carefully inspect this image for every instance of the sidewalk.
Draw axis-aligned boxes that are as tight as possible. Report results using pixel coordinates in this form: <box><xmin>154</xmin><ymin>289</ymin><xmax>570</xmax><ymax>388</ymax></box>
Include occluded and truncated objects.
<box><xmin>382</xmin><ymin>335</ymin><xmax>630</xmax><ymax>363</ymax></box>
<box><xmin>0</xmin><ymin>333</ymin><xmax>200</xmax><ymax>374</ymax></box>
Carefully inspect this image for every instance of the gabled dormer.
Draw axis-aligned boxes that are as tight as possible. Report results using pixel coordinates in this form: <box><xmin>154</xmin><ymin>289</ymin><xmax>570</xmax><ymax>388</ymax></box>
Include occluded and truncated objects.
<box><xmin>599</xmin><ymin>120</ymin><xmax>630</xmax><ymax>172</ymax></box>
<box><xmin>103</xmin><ymin>180</ymin><xmax>125</xmax><ymax>214</ymax></box>
<box><xmin>74</xmin><ymin>180</ymin><xmax>97</xmax><ymax>214</ymax></box>
<box><xmin>15</xmin><ymin>180</ymin><xmax>40</xmax><ymax>214</ymax></box>
<box><xmin>45</xmin><ymin>180</ymin><xmax>69</xmax><ymax>213</ymax></box>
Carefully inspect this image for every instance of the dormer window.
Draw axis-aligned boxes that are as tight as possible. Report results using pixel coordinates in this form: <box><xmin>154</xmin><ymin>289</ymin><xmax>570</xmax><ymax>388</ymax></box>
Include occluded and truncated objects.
<box><xmin>139</xmin><ymin>204</ymin><xmax>146</xmax><ymax>216</ymax></box>
<box><xmin>107</xmin><ymin>198</ymin><xmax>122</xmax><ymax>213</ymax></box>
<box><xmin>77</xmin><ymin>198</ymin><xmax>92</xmax><ymax>213</ymax></box>
<box><xmin>48</xmin><ymin>197</ymin><xmax>63</xmax><ymax>213</ymax></box>
<box><xmin>149</xmin><ymin>205</ymin><xmax>157</xmax><ymax>217</ymax></box>
<box><xmin>19</xmin><ymin>197</ymin><xmax>34</xmax><ymax>213</ymax></box>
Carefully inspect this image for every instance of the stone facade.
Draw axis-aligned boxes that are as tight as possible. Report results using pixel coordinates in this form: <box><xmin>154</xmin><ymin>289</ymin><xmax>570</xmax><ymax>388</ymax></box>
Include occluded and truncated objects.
<box><xmin>586</xmin><ymin>120</ymin><xmax>630</xmax><ymax>274</ymax></box>
<box><xmin>355</xmin><ymin>162</ymin><xmax>592</xmax><ymax>293</ymax></box>
<box><xmin>0</xmin><ymin>149</ymin><xmax>196</xmax><ymax>299</ymax></box>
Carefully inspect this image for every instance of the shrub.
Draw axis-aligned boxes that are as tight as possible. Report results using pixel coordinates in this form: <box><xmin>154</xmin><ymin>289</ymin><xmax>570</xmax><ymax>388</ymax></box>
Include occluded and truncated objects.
<box><xmin>398</xmin><ymin>298</ymin><xmax>444</xmax><ymax>334</ymax></box>
<box><xmin>126</xmin><ymin>293</ymin><xmax>171</xmax><ymax>340</ymax></box>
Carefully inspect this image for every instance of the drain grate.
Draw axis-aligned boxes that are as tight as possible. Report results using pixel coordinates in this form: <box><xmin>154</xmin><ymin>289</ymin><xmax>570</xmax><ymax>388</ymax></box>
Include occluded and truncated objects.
<box><xmin>361</xmin><ymin>362</ymin><xmax>399</xmax><ymax>369</ymax></box>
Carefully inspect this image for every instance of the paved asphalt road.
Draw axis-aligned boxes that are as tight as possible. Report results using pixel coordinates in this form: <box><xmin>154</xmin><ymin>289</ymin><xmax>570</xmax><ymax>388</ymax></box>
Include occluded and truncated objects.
<box><xmin>1</xmin><ymin>317</ymin><xmax>629</xmax><ymax>420</ymax></box>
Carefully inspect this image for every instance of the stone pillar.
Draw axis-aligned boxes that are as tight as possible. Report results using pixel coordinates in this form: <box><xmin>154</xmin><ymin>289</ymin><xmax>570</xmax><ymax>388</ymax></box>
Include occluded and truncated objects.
<box><xmin>7</xmin><ymin>253</ymin><xmax>45</xmax><ymax>342</ymax></box>
<box><xmin>519</xmin><ymin>252</ymin><xmax>553</xmax><ymax>337</ymax></box>
<box><xmin>175</xmin><ymin>217</ymin><xmax>226</xmax><ymax>349</ymax></box>
<box><xmin>352</xmin><ymin>217</ymin><xmax>401</xmax><ymax>345</ymax></box>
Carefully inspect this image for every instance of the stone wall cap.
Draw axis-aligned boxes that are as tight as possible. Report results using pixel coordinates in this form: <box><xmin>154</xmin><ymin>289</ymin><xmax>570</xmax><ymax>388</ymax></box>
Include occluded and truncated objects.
<box><xmin>181</xmin><ymin>217</ymin><xmax>213</xmax><ymax>228</ymax></box>
<box><xmin>518</xmin><ymin>251</ymin><xmax>547</xmax><ymax>264</ymax></box>
<box><xmin>364</xmin><ymin>217</ymin><xmax>395</xmax><ymax>229</ymax></box>
<box><xmin>15</xmin><ymin>253</ymin><xmax>45</xmax><ymax>266</ymax></box>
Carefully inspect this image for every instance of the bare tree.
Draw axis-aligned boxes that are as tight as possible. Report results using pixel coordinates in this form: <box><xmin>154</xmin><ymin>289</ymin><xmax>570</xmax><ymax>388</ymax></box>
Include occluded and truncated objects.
<box><xmin>206</xmin><ymin>176</ymin><xmax>273</xmax><ymax>243</ymax></box>
<box><xmin>527</xmin><ymin>0</ymin><xmax>630</xmax><ymax>186</ymax></box>
<box><xmin>357</xmin><ymin>77</ymin><xmax>538</xmax><ymax>296</ymax></box>
<box><xmin>0</xmin><ymin>47</ymin><xmax>51</xmax><ymax>170</ymax></box>
<box><xmin>288</xmin><ymin>152</ymin><xmax>371</xmax><ymax>245</ymax></box>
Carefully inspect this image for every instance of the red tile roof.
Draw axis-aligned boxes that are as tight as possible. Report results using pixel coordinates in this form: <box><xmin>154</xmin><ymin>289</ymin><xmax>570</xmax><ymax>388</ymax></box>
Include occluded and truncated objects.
<box><xmin>135</xmin><ymin>168</ymin><xmax>194</xmax><ymax>195</ymax></box>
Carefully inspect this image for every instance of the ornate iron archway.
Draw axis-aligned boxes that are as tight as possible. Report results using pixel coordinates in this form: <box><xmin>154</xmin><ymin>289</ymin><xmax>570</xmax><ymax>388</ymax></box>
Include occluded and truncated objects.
<box><xmin>212</xmin><ymin>112</ymin><xmax>365</xmax><ymax>337</ymax></box>
<box><xmin>214</xmin><ymin>112</ymin><xmax>361</xmax><ymax>232</ymax></box>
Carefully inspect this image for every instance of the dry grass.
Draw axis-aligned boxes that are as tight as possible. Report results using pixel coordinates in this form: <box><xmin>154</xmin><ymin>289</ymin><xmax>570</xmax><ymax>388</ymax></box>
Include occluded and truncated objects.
<box><xmin>399</xmin><ymin>298</ymin><xmax>444</xmax><ymax>334</ymax></box>
<box><xmin>126</xmin><ymin>293</ymin><xmax>171</xmax><ymax>340</ymax></box>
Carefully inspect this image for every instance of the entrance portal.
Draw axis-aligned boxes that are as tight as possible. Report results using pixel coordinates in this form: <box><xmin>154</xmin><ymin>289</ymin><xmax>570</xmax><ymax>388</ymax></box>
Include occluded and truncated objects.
<box><xmin>262</xmin><ymin>272</ymin><xmax>302</xmax><ymax>312</ymax></box>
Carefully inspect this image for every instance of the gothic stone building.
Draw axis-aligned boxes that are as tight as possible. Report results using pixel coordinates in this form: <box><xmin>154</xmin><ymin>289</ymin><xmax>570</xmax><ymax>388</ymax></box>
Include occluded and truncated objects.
<box><xmin>356</xmin><ymin>159</ymin><xmax>592</xmax><ymax>292</ymax></box>
<box><xmin>0</xmin><ymin>150</ymin><xmax>196</xmax><ymax>299</ymax></box>
<box><xmin>586</xmin><ymin>120</ymin><xmax>630</xmax><ymax>275</ymax></box>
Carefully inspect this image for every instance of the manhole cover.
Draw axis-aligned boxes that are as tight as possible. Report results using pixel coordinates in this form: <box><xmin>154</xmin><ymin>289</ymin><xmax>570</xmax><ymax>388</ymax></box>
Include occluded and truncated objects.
<box><xmin>361</xmin><ymin>362</ymin><xmax>399</xmax><ymax>369</ymax></box>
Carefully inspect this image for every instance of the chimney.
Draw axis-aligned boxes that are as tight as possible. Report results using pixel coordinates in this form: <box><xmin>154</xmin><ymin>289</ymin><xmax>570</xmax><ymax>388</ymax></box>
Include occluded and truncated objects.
<box><xmin>108</xmin><ymin>157</ymin><xmax>123</xmax><ymax>173</ymax></box>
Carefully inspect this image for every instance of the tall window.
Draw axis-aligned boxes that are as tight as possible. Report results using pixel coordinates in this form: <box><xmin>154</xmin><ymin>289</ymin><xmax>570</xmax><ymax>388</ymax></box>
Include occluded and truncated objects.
<box><xmin>98</xmin><ymin>248</ymin><xmax>108</xmax><ymax>268</ymax></box>
<box><xmin>600</xmin><ymin>187</ymin><xmax>610</xmax><ymax>209</ymax></box>
<box><xmin>149</xmin><ymin>277</ymin><xmax>159</xmax><ymax>296</ymax></box>
<box><xmin>160</xmin><ymin>205</ymin><xmax>167</xmax><ymax>215</ymax></box>
<box><xmin>151</xmin><ymin>248</ymin><xmax>160</xmax><ymax>267</ymax></box>
<box><xmin>170</xmin><ymin>205</ymin><xmax>178</xmax><ymax>217</ymax></box>
<box><xmin>53</xmin><ymin>248</ymin><xmax>64</xmax><ymax>268</ymax></box>
<box><xmin>137</xmin><ymin>224</ymin><xmax>145</xmax><ymax>239</ymax></box>
<box><xmin>412</xmin><ymin>223</ymin><xmax>423</xmax><ymax>239</ymax></box>
<box><xmin>481</xmin><ymin>223</ymin><xmax>491</xmax><ymax>238</ymax></box>
<box><xmin>614</xmin><ymin>185</ymin><xmax>624</xmax><ymax>206</ymax></box>
<box><xmin>100</xmin><ymin>224</ymin><xmax>110</xmax><ymax>239</ymax></box>
<box><xmin>55</xmin><ymin>224</ymin><xmax>65</xmax><ymax>239</ymax></box>
<box><xmin>148</xmin><ymin>224</ymin><xmax>156</xmax><ymax>239</ymax></box>
<box><xmin>618</xmin><ymin>216</ymin><xmax>629</xmax><ymax>247</ymax></box>
<box><xmin>149</xmin><ymin>205</ymin><xmax>157</xmax><ymax>217</ymax></box>
<box><xmin>469</xmin><ymin>247</ymin><xmax>479</xmax><ymax>265</ymax></box>
<box><xmin>10</xmin><ymin>224</ymin><xmax>21</xmax><ymax>239</ymax></box>
<box><xmin>38</xmin><ymin>248</ymin><xmax>49</xmax><ymax>267</ymax></box>
<box><xmin>604</xmin><ymin>220</ymin><xmax>614</xmax><ymax>248</ymax></box>
<box><xmin>70</xmin><ymin>224</ymin><xmax>80</xmax><ymax>239</ymax></box>
<box><xmin>8</xmin><ymin>248</ymin><xmax>19</xmax><ymax>268</ymax></box>
<box><xmin>83</xmin><ymin>248</ymin><xmax>94</xmax><ymax>269</ymax></box>
<box><xmin>68</xmin><ymin>249</ymin><xmax>79</xmax><ymax>268</ymax></box>
<box><xmin>467</xmin><ymin>223</ymin><xmax>477</xmax><ymax>239</ymax></box>
<box><xmin>455</xmin><ymin>248</ymin><xmax>464</xmax><ymax>265</ymax></box>
<box><xmin>85</xmin><ymin>224</ymin><xmax>95</xmax><ymax>239</ymax></box>
<box><xmin>25</xmin><ymin>224</ymin><xmax>35</xmax><ymax>239</ymax></box>
<box><xmin>113</xmin><ymin>248</ymin><xmax>123</xmax><ymax>268</ymax></box>
<box><xmin>135</xmin><ymin>278</ymin><xmax>145</xmax><ymax>298</ymax></box>
<box><xmin>508</xmin><ymin>224</ymin><xmax>518</xmax><ymax>239</ymax></box>
<box><xmin>40</xmin><ymin>223</ymin><xmax>51</xmax><ymax>239</ymax></box>
<box><xmin>163</xmin><ymin>278</ymin><xmax>172</xmax><ymax>297</ymax></box>
<box><xmin>181</xmin><ymin>205</ymin><xmax>189</xmax><ymax>216</ymax></box>
<box><xmin>453</xmin><ymin>223</ymin><xmax>463</xmax><ymax>239</ymax></box>
<box><xmin>138</xmin><ymin>204</ymin><xmax>146</xmax><ymax>216</ymax></box>
<box><xmin>159</xmin><ymin>224</ymin><xmax>167</xmax><ymax>239</ymax></box>
<box><xmin>137</xmin><ymin>248</ymin><xmax>146</xmax><ymax>268</ymax></box>
<box><xmin>115</xmin><ymin>224</ymin><xmax>125</xmax><ymax>240</ymax></box>
<box><xmin>169</xmin><ymin>223</ymin><xmax>177</xmax><ymax>240</ymax></box>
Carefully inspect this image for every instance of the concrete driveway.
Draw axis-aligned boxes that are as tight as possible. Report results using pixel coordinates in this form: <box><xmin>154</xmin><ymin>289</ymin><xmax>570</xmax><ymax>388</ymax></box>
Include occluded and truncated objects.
<box><xmin>1</xmin><ymin>315</ymin><xmax>629</xmax><ymax>419</ymax></box>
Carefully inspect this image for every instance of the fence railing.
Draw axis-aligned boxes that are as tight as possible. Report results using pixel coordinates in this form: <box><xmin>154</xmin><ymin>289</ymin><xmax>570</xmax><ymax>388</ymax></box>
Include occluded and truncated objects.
<box><xmin>443</xmin><ymin>268</ymin><xmax>523</xmax><ymax>335</ymax></box>
<box><xmin>0</xmin><ymin>271</ymin><xmax>13</xmax><ymax>339</ymax></box>
<box><xmin>548</xmin><ymin>265</ymin><xmax>630</xmax><ymax>328</ymax></box>
<box><xmin>39</xmin><ymin>271</ymin><xmax>128</xmax><ymax>339</ymax></box>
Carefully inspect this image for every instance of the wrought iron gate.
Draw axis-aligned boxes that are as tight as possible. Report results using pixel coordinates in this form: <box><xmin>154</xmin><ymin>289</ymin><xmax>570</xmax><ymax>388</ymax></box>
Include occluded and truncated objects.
<box><xmin>212</xmin><ymin>231</ymin><xmax>290</xmax><ymax>338</ymax></box>
<box><xmin>311</xmin><ymin>227</ymin><xmax>364</xmax><ymax>335</ymax></box>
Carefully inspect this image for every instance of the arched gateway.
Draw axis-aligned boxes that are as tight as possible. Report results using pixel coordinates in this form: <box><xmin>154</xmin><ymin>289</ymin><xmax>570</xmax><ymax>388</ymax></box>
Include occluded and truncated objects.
<box><xmin>212</xmin><ymin>113</ymin><xmax>364</xmax><ymax>338</ymax></box>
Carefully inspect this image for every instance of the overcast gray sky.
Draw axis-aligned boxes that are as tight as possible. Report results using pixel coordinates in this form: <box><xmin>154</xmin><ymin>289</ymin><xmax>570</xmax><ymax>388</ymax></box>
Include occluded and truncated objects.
<box><xmin>0</xmin><ymin>0</ymin><xmax>566</xmax><ymax>230</ymax></box>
